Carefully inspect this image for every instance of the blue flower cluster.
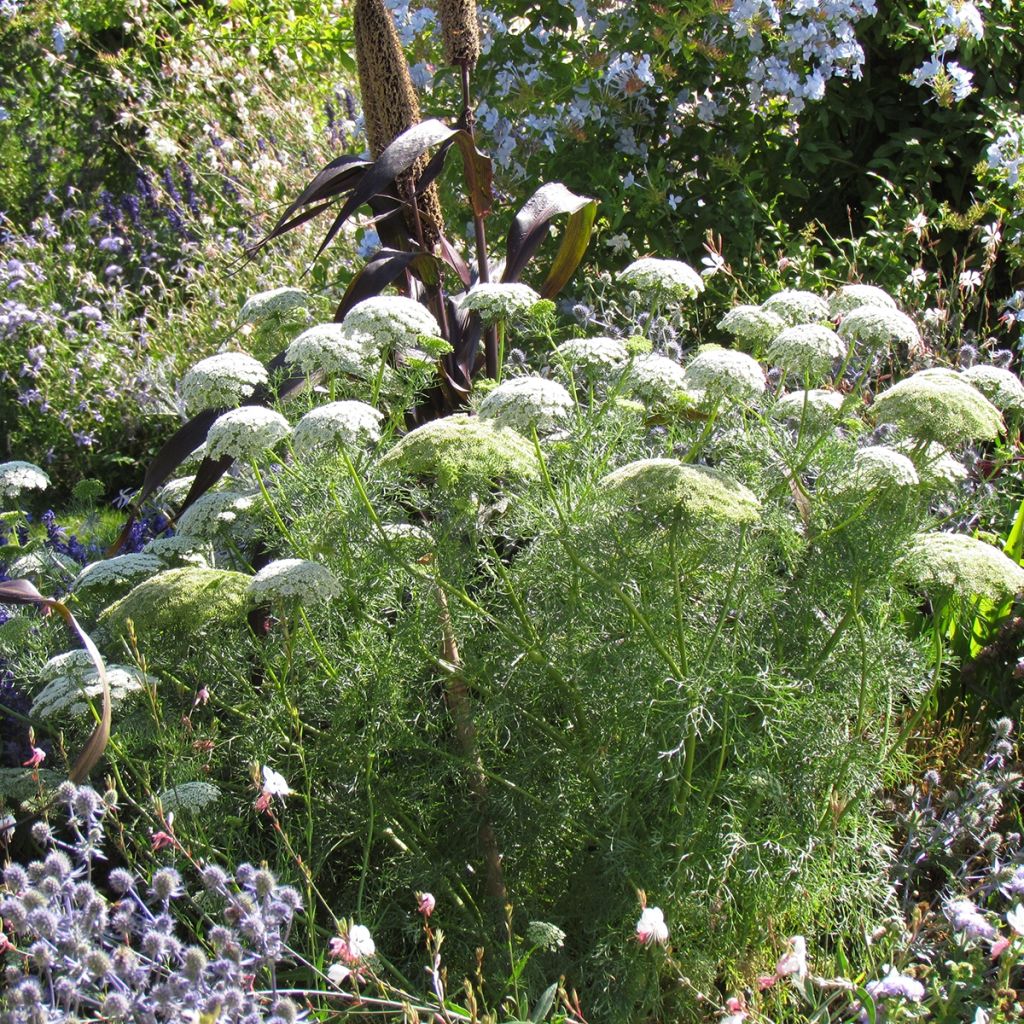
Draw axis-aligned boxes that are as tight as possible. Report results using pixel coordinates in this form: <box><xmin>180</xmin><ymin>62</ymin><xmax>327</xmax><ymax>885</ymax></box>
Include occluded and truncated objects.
<box><xmin>1</xmin><ymin>783</ymin><xmax>309</xmax><ymax>1023</ymax></box>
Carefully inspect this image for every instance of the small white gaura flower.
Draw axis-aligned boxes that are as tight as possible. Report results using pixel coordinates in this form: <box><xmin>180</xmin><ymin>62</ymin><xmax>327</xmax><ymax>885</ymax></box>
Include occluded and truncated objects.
<box><xmin>636</xmin><ymin>906</ymin><xmax>669</xmax><ymax>946</ymax></box>
<box><xmin>1007</xmin><ymin>903</ymin><xmax>1024</xmax><ymax>936</ymax></box>
<box><xmin>347</xmin><ymin>924</ymin><xmax>376</xmax><ymax>959</ymax></box>
<box><xmin>261</xmin><ymin>765</ymin><xmax>293</xmax><ymax>798</ymax></box>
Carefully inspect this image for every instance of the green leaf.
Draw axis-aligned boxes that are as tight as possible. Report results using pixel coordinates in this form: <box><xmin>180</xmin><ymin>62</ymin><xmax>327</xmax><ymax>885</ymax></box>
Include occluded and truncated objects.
<box><xmin>530</xmin><ymin>982</ymin><xmax>558</xmax><ymax>1022</ymax></box>
<box><xmin>1003</xmin><ymin>498</ymin><xmax>1024</xmax><ymax>562</ymax></box>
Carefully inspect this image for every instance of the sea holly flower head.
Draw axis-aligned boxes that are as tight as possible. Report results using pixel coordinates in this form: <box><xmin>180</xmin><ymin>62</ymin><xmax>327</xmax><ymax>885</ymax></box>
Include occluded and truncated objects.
<box><xmin>766</xmin><ymin>323</ymin><xmax>846</xmax><ymax>382</ymax></box>
<box><xmin>458</xmin><ymin>282</ymin><xmax>542</xmax><ymax>322</ymax></box>
<box><xmin>285</xmin><ymin>322</ymin><xmax>376</xmax><ymax>378</ymax></box>
<box><xmin>684</xmin><ymin>344</ymin><xmax>766</xmax><ymax>402</ymax></box>
<box><xmin>477</xmin><ymin>375</ymin><xmax>575</xmax><ymax>435</ymax></box>
<box><xmin>946</xmin><ymin>898</ymin><xmax>998</xmax><ymax>941</ymax></box>
<box><xmin>239</xmin><ymin>286</ymin><xmax>308</xmax><ymax>325</ymax></box>
<box><xmin>180</xmin><ymin>352</ymin><xmax>268</xmax><ymax>414</ymax></box>
<box><xmin>0</xmin><ymin>460</ymin><xmax>49</xmax><ymax>500</ymax></box>
<box><xmin>616</xmin><ymin>257</ymin><xmax>704</xmax><ymax>299</ymax></box>
<box><xmin>206</xmin><ymin>407</ymin><xmax>290</xmax><ymax>461</ymax></box>
<box><xmin>636</xmin><ymin>906</ymin><xmax>669</xmax><ymax>946</ymax></box>
<box><xmin>760</xmin><ymin>289</ymin><xmax>829</xmax><ymax>327</ymax></box>
<box><xmin>717</xmin><ymin>304</ymin><xmax>786</xmax><ymax>351</ymax></box>
<box><xmin>866</xmin><ymin>968</ymin><xmax>925</xmax><ymax>1002</ymax></box>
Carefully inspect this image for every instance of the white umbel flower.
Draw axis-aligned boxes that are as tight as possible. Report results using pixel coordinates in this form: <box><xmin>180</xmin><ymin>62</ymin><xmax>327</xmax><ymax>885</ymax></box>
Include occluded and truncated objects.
<box><xmin>627</xmin><ymin>353</ymin><xmax>690</xmax><ymax>406</ymax></box>
<box><xmin>293</xmin><ymin>401</ymin><xmax>384</xmax><ymax>452</ymax></box>
<box><xmin>872</xmin><ymin>372</ymin><xmax>1003</xmax><ymax>446</ymax></box>
<box><xmin>175</xmin><ymin>491</ymin><xmax>259</xmax><ymax>539</ymax></box>
<box><xmin>773</xmin><ymin>389</ymin><xmax>847</xmax><ymax>424</ymax></box>
<box><xmin>285</xmin><ymin>323</ymin><xmax>376</xmax><ymax>378</ymax></box>
<box><xmin>828</xmin><ymin>283</ymin><xmax>897</xmax><ymax>318</ymax></box>
<box><xmin>0</xmin><ymin>460</ymin><xmax>49</xmax><ymax>500</ymax></box>
<box><xmin>248</xmin><ymin>558</ymin><xmax>341</xmax><ymax>604</ymax></box>
<box><xmin>617</xmin><ymin>258</ymin><xmax>704</xmax><ymax>299</ymax></box>
<box><xmin>379</xmin><ymin>522</ymin><xmax>435</xmax><ymax>554</ymax></box>
<box><xmin>904</xmin><ymin>532</ymin><xmax>1024</xmax><ymax>601</ymax></box>
<box><xmin>961</xmin><ymin>364</ymin><xmax>1024</xmax><ymax>412</ymax></box>
<box><xmin>181</xmin><ymin>353</ymin><xmax>268</xmax><ymax>414</ymax></box>
<box><xmin>32</xmin><ymin>650</ymin><xmax>155</xmax><ymax>719</ymax></box>
<box><xmin>767</xmin><ymin>324</ymin><xmax>846</xmax><ymax>381</ymax></box>
<box><xmin>553</xmin><ymin>335</ymin><xmax>629</xmax><ymax>375</ymax></box>
<box><xmin>848</xmin><ymin>446</ymin><xmax>920</xmax><ymax>490</ymax></box>
<box><xmin>158</xmin><ymin>781</ymin><xmax>222</xmax><ymax>814</ymax></box>
<box><xmin>717</xmin><ymin>305</ymin><xmax>786</xmax><ymax>351</ymax></box>
<box><xmin>761</xmin><ymin>289</ymin><xmax>829</xmax><ymax>326</ymax></box>
<box><xmin>685</xmin><ymin>344</ymin><xmax>766</xmax><ymax>402</ymax></box>
<box><xmin>206</xmin><ymin>407</ymin><xmax>290</xmax><ymax>461</ymax></box>
<box><xmin>73</xmin><ymin>553</ymin><xmax>165</xmax><ymax>592</ymax></box>
<box><xmin>838</xmin><ymin>306</ymin><xmax>923</xmax><ymax>354</ymax></box>
<box><xmin>141</xmin><ymin>535</ymin><xmax>213</xmax><ymax>569</ymax></box>
<box><xmin>156</xmin><ymin>476</ymin><xmax>196</xmax><ymax>509</ymax></box>
<box><xmin>239</xmin><ymin>286</ymin><xmax>308</xmax><ymax>324</ymax></box>
<box><xmin>342</xmin><ymin>296</ymin><xmax>441</xmax><ymax>355</ymax></box>
<box><xmin>459</xmin><ymin>283</ymin><xmax>541</xmax><ymax>321</ymax></box>
<box><xmin>478</xmin><ymin>376</ymin><xmax>575</xmax><ymax>434</ymax></box>
<box><xmin>896</xmin><ymin>440</ymin><xmax>968</xmax><ymax>488</ymax></box>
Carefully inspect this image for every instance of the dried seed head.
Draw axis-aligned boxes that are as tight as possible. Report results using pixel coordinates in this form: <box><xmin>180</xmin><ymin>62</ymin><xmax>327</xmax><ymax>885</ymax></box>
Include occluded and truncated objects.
<box><xmin>438</xmin><ymin>0</ymin><xmax>480</xmax><ymax>69</ymax></box>
<box><xmin>354</xmin><ymin>0</ymin><xmax>444</xmax><ymax>248</ymax></box>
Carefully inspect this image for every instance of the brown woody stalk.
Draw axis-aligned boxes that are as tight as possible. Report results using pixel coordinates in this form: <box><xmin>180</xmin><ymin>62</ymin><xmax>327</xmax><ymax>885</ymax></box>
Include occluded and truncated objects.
<box><xmin>354</xmin><ymin>0</ymin><xmax>444</xmax><ymax>250</ymax></box>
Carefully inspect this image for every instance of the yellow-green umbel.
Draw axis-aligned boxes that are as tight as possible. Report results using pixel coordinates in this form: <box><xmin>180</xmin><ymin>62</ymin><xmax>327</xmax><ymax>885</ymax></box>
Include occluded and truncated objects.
<box><xmin>354</xmin><ymin>0</ymin><xmax>445</xmax><ymax>249</ymax></box>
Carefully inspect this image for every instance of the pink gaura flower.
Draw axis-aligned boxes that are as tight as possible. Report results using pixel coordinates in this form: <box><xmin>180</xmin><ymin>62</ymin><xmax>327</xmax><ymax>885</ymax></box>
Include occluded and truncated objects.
<box><xmin>636</xmin><ymin>906</ymin><xmax>669</xmax><ymax>946</ymax></box>
<box><xmin>417</xmin><ymin>892</ymin><xmax>436</xmax><ymax>917</ymax></box>
<box><xmin>22</xmin><ymin>747</ymin><xmax>45</xmax><ymax>768</ymax></box>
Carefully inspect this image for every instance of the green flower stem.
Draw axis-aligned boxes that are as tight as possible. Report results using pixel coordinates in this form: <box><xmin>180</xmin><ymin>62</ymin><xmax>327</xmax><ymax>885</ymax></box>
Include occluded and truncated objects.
<box><xmin>698</xmin><ymin>525</ymin><xmax>748</xmax><ymax>675</ymax></box>
<box><xmin>250</xmin><ymin>459</ymin><xmax>295</xmax><ymax>549</ymax></box>
<box><xmin>668</xmin><ymin>516</ymin><xmax>690</xmax><ymax>679</ymax></box>
<box><xmin>682</xmin><ymin>396</ymin><xmax>721</xmax><ymax>465</ymax></box>
<box><xmin>297</xmin><ymin>606</ymin><xmax>340</xmax><ymax>682</ymax></box>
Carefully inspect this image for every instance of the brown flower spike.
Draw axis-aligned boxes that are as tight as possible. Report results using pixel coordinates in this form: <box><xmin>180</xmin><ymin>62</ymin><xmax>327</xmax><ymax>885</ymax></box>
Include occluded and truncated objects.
<box><xmin>354</xmin><ymin>0</ymin><xmax>444</xmax><ymax>248</ymax></box>
<box><xmin>438</xmin><ymin>0</ymin><xmax>480</xmax><ymax>70</ymax></box>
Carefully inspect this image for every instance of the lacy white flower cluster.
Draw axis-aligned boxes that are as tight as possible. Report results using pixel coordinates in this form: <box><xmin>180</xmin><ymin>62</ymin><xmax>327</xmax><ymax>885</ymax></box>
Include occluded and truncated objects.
<box><xmin>140</xmin><ymin>534</ymin><xmax>213</xmax><ymax>569</ymax></box>
<box><xmin>247</xmin><ymin>558</ymin><xmax>341</xmax><ymax>604</ymax></box>
<box><xmin>904</xmin><ymin>532</ymin><xmax>1024</xmax><ymax>602</ymax></box>
<box><xmin>960</xmin><ymin>364</ymin><xmax>1024</xmax><ymax>413</ymax></box>
<box><xmin>827</xmin><ymin>283</ymin><xmax>897</xmax><ymax>318</ymax></box>
<box><xmin>761</xmin><ymin>289</ymin><xmax>830</xmax><ymax>326</ymax></box>
<box><xmin>382</xmin><ymin>414</ymin><xmax>540</xmax><ymax>488</ymax></box>
<box><xmin>238</xmin><ymin>286</ymin><xmax>308</xmax><ymax>325</ymax></box>
<box><xmin>285</xmin><ymin>323</ymin><xmax>375</xmax><ymax>378</ymax></box>
<box><xmin>180</xmin><ymin>352</ymin><xmax>268</xmax><ymax>414</ymax></box>
<box><xmin>599</xmin><ymin>458</ymin><xmax>761</xmax><ymax>526</ymax></box>
<box><xmin>685</xmin><ymin>344</ymin><xmax>765</xmax><ymax>402</ymax></box>
<box><xmin>717</xmin><ymin>305</ymin><xmax>786</xmax><ymax>351</ymax></box>
<box><xmin>773</xmin><ymin>388</ymin><xmax>847</xmax><ymax>425</ymax></box>
<box><xmin>478</xmin><ymin>375</ymin><xmax>575</xmax><ymax>434</ymax></box>
<box><xmin>459</xmin><ymin>282</ymin><xmax>541</xmax><ymax>321</ymax></box>
<box><xmin>293</xmin><ymin>401</ymin><xmax>385</xmax><ymax>452</ymax></box>
<box><xmin>553</xmin><ymin>335</ymin><xmax>629</xmax><ymax>377</ymax></box>
<box><xmin>206</xmin><ymin>407</ymin><xmax>290</xmax><ymax>461</ymax></box>
<box><xmin>31</xmin><ymin>649</ymin><xmax>155</xmax><ymax>720</ymax></box>
<box><xmin>342</xmin><ymin>296</ymin><xmax>442</xmax><ymax>359</ymax></box>
<box><xmin>73</xmin><ymin>552</ymin><xmax>164</xmax><ymax>592</ymax></box>
<box><xmin>175</xmin><ymin>491</ymin><xmax>259</xmax><ymax>539</ymax></box>
<box><xmin>616</xmin><ymin>258</ymin><xmax>704</xmax><ymax>299</ymax></box>
<box><xmin>767</xmin><ymin>323</ymin><xmax>846</xmax><ymax>382</ymax></box>
<box><xmin>157</xmin><ymin>781</ymin><xmax>223</xmax><ymax>814</ymax></box>
<box><xmin>0</xmin><ymin>460</ymin><xmax>49</xmax><ymax>500</ymax></box>
<box><xmin>838</xmin><ymin>305</ymin><xmax>923</xmax><ymax>355</ymax></box>
<box><xmin>872</xmin><ymin>371</ymin><xmax>1003</xmax><ymax>447</ymax></box>
<box><xmin>847</xmin><ymin>445</ymin><xmax>920</xmax><ymax>490</ymax></box>
<box><xmin>627</xmin><ymin>353</ymin><xmax>691</xmax><ymax>406</ymax></box>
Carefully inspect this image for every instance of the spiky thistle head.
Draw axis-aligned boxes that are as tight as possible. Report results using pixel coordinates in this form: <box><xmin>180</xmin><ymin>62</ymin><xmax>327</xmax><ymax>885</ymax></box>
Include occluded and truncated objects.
<box><xmin>354</xmin><ymin>0</ymin><xmax>444</xmax><ymax>248</ymax></box>
<box><xmin>438</xmin><ymin>0</ymin><xmax>480</xmax><ymax>70</ymax></box>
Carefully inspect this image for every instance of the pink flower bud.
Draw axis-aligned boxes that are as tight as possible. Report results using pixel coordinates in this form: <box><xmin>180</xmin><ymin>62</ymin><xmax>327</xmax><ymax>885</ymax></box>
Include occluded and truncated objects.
<box><xmin>417</xmin><ymin>892</ymin><xmax>436</xmax><ymax>917</ymax></box>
